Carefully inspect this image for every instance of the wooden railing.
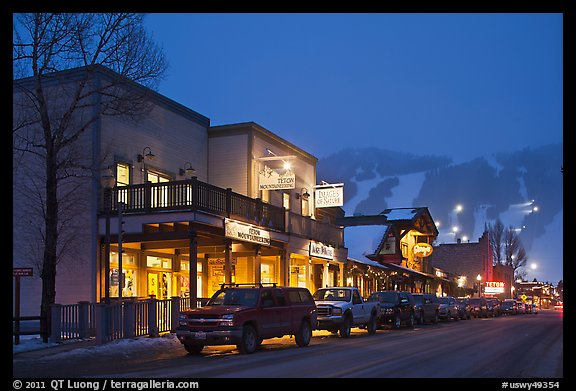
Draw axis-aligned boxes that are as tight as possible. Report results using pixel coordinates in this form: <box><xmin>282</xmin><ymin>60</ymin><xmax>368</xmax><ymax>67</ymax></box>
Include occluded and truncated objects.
<box><xmin>103</xmin><ymin>178</ymin><xmax>286</xmax><ymax>232</ymax></box>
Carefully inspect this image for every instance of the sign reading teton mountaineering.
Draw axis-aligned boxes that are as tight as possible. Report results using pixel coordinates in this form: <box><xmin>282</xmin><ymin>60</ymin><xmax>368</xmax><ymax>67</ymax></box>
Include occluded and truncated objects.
<box><xmin>225</xmin><ymin>218</ymin><xmax>271</xmax><ymax>245</ymax></box>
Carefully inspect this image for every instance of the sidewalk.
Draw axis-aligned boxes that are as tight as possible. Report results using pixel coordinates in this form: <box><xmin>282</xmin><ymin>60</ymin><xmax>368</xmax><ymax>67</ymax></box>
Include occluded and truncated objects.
<box><xmin>13</xmin><ymin>337</ymin><xmax>99</xmax><ymax>360</ymax></box>
<box><xmin>13</xmin><ymin>333</ymin><xmax>181</xmax><ymax>361</ymax></box>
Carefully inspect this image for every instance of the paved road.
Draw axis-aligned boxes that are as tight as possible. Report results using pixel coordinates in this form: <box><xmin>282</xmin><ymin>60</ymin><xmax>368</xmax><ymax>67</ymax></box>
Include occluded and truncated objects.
<box><xmin>13</xmin><ymin>309</ymin><xmax>563</xmax><ymax>379</ymax></box>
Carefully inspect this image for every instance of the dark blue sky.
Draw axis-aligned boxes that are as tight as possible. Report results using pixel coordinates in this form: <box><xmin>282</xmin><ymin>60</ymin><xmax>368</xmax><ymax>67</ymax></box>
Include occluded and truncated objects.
<box><xmin>143</xmin><ymin>13</ymin><xmax>563</xmax><ymax>284</ymax></box>
<box><xmin>145</xmin><ymin>13</ymin><xmax>563</xmax><ymax>163</ymax></box>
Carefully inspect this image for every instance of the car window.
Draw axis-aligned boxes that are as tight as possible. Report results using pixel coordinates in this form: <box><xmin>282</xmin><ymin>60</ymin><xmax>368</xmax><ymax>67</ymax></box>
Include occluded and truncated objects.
<box><xmin>314</xmin><ymin>288</ymin><xmax>351</xmax><ymax>302</ymax></box>
<box><xmin>298</xmin><ymin>289</ymin><xmax>314</xmax><ymax>304</ymax></box>
<box><xmin>207</xmin><ymin>289</ymin><xmax>259</xmax><ymax>307</ymax></box>
<box><xmin>260</xmin><ymin>289</ymin><xmax>276</xmax><ymax>307</ymax></box>
<box><xmin>352</xmin><ymin>290</ymin><xmax>362</xmax><ymax>304</ymax></box>
<box><xmin>373</xmin><ymin>291</ymin><xmax>399</xmax><ymax>304</ymax></box>
<box><xmin>273</xmin><ymin>289</ymin><xmax>287</xmax><ymax>306</ymax></box>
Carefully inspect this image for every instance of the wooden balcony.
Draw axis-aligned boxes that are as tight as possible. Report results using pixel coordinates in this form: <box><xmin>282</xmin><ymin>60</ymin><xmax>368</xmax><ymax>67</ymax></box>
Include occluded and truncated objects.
<box><xmin>101</xmin><ymin>177</ymin><xmax>286</xmax><ymax>232</ymax></box>
<box><xmin>100</xmin><ymin>177</ymin><xmax>345</xmax><ymax>247</ymax></box>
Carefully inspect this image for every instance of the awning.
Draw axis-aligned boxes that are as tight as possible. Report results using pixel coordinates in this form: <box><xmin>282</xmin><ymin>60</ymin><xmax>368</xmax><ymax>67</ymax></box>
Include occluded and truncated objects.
<box><xmin>381</xmin><ymin>262</ymin><xmax>435</xmax><ymax>279</ymax></box>
<box><xmin>347</xmin><ymin>257</ymin><xmax>388</xmax><ymax>269</ymax></box>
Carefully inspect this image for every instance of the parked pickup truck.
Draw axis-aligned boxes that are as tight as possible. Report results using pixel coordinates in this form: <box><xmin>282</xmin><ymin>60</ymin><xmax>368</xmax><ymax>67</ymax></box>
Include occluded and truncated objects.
<box><xmin>313</xmin><ymin>287</ymin><xmax>379</xmax><ymax>338</ymax></box>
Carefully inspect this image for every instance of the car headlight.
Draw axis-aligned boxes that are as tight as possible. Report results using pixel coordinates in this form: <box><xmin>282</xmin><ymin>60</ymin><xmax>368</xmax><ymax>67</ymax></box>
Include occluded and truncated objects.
<box><xmin>220</xmin><ymin>313</ymin><xmax>235</xmax><ymax>327</ymax></box>
<box><xmin>332</xmin><ymin>307</ymin><xmax>343</xmax><ymax>316</ymax></box>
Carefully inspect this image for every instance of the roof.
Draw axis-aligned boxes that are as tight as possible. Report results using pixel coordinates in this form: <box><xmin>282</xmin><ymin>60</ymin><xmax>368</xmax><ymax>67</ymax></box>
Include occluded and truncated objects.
<box><xmin>347</xmin><ymin>257</ymin><xmax>388</xmax><ymax>269</ymax></box>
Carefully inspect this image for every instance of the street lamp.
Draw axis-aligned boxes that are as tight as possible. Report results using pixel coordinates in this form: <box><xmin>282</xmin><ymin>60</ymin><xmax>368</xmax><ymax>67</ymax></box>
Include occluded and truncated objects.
<box><xmin>101</xmin><ymin>168</ymin><xmax>116</xmax><ymax>303</ymax></box>
<box><xmin>137</xmin><ymin>146</ymin><xmax>155</xmax><ymax>182</ymax></box>
<box><xmin>476</xmin><ymin>274</ymin><xmax>482</xmax><ymax>297</ymax></box>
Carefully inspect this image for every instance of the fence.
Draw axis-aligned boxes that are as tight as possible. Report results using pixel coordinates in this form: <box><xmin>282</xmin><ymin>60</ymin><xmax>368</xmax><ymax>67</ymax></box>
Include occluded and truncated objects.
<box><xmin>47</xmin><ymin>297</ymin><xmax>207</xmax><ymax>344</ymax></box>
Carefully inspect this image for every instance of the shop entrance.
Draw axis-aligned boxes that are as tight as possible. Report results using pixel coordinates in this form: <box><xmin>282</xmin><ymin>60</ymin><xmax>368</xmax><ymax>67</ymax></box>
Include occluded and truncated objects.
<box><xmin>147</xmin><ymin>271</ymin><xmax>172</xmax><ymax>299</ymax></box>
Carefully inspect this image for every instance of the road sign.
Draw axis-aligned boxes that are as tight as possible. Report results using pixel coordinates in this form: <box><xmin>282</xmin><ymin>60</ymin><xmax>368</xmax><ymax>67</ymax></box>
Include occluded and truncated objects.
<box><xmin>521</xmin><ymin>294</ymin><xmax>527</xmax><ymax>302</ymax></box>
<box><xmin>13</xmin><ymin>267</ymin><xmax>33</xmax><ymax>277</ymax></box>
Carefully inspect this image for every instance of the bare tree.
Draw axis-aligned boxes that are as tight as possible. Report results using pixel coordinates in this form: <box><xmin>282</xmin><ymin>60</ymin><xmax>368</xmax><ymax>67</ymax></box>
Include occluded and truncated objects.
<box><xmin>488</xmin><ymin>219</ymin><xmax>505</xmax><ymax>265</ymax></box>
<box><xmin>504</xmin><ymin>228</ymin><xmax>528</xmax><ymax>281</ymax></box>
<box><xmin>13</xmin><ymin>13</ymin><xmax>168</xmax><ymax>339</ymax></box>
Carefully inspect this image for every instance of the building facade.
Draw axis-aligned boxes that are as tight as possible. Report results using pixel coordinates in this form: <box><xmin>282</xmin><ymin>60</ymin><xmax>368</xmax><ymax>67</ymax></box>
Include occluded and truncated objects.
<box><xmin>13</xmin><ymin>66</ymin><xmax>346</xmax><ymax>315</ymax></box>
<box><xmin>428</xmin><ymin>231</ymin><xmax>494</xmax><ymax>297</ymax></box>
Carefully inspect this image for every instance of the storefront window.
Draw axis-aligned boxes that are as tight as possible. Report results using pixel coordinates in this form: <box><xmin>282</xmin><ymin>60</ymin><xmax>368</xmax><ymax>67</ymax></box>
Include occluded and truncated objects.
<box><xmin>290</xmin><ymin>256</ymin><xmax>308</xmax><ymax>288</ymax></box>
<box><xmin>109</xmin><ymin>252</ymin><xmax>137</xmax><ymax>298</ymax></box>
<box><xmin>261</xmin><ymin>256</ymin><xmax>279</xmax><ymax>284</ymax></box>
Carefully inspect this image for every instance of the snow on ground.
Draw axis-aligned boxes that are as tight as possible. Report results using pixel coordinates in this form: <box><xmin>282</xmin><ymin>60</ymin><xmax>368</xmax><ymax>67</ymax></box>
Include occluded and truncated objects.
<box><xmin>13</xmin><ymin>333</ymin><xmax>181</xmax><ymax>359</ymax></box>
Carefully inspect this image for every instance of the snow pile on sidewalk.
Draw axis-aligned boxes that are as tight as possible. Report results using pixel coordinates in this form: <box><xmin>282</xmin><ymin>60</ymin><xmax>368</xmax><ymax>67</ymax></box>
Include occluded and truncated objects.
<box><xmin>13</xmin><ymin>333</ymin><xmax>182</xmax><ymax>359</ymax></box>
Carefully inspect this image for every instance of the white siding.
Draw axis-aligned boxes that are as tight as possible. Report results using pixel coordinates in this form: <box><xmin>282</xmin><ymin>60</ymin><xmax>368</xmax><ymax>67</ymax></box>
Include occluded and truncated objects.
<box><xmin>252</xmin><ymin>134</ymin><xmax>316</xmax><ymax>215</ymax></box>
<box><xmin>208</xmin><ymin>134</ymin><xmax>248</xmax><ymax>194</ymax></box>
<box><xmin>101</xmin><ymin>104</ymin><xmax>208</xmax><ymax>183</ymax></box>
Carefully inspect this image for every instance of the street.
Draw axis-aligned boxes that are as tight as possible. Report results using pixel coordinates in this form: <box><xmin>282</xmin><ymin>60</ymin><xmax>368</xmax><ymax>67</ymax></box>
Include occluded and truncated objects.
<box><xmin>13</xmin><ymin>309</ymin><xmax>563</xmax><ymax>379</ymax></box>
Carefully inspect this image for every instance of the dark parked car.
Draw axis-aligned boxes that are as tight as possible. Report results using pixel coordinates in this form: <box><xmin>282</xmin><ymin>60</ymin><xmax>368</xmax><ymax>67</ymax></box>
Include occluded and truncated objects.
<box><xmin>500</xmin><ymin>299</ymin><xmax>518</xmax><ymax>315</ymax></box>
<box><xmin>486</xmin><ymin>298</ymin><xmax>501</xmax><ymax>317</ymax></box>
<box><xmin>412</xmin><ymin>293</ymin><xmax>440</xmax><ymax>324</ymax></box>
<box><xmin>468</xmin><ymin>297</ymin><xmax>489</xmax><ymax>318</ymax></box>
<box><xmin>437</xmin><ymin>296</ymin><xmax>460</xmax><ymax>321</ymax></box>
<box><xmin>368</xmin><ymin>291</ymin><xmax>416</xmax><ymax>329</ymax></box>
<box><xmin>176</xmin><ymin>283</ymin><xmax>317</xmax><ymax>354</ymax></box>
<box><xmin>455</xmin><ymin>297</ymin><xmax>472</xmax><ymax>320</ymax></box>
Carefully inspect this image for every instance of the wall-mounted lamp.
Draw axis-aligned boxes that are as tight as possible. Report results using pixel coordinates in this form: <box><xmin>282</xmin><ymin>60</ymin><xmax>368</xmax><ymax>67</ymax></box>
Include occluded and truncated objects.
<box><xmin>137</xmin><ymin>146</ymin><xmax>155</xmax><ymax>162</ymax></box>
<box><xmin>179</xmin><ymin>162</ymin><xmax>196</xmax><ymax>176</ymax></box>
<box><xmin>296</xmin><ymin>188</ymin><xmax>310</xmax><ymax>200</ymax></box>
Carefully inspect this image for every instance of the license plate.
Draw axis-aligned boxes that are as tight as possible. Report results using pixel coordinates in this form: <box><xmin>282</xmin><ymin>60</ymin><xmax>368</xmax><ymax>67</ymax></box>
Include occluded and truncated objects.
<box><xmin>193</xmin><ymin>331</ymin><xmax>206</xmax><ymax>340</ymax></box>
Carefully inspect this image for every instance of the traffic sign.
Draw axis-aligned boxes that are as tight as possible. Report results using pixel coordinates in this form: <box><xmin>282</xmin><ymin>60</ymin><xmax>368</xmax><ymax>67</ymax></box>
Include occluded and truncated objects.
<box><xmin>13</xmin><ymin>267</ymin><xmax>33</xmax><ymax>277</ymax></box>
<box><xmin>521</xmin><ymin>294</ymin><xmax>527</xmax><ymax>302</ymax></box>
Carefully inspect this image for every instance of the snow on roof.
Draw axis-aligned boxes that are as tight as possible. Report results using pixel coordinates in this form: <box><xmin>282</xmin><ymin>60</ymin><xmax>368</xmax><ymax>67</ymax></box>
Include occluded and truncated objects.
<box><xmin>345</xmin><ymin>225</ymin><xmax>389</xmax><ymax>260</ymax></box>
<box><xmin>381</xmin><ymin>208</ymin><xmax>419</xmax><ymax>221</ymax></box>
<box><xmin>348</xmin><ymin>257</ymin><xmax>387</xmax><ymax>269</ymax></box>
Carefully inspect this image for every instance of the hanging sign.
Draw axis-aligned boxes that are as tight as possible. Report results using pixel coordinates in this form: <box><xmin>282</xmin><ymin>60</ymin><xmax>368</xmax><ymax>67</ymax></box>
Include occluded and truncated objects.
<box><xmin>258</xmin><ymin>165</ymin><xmax>295</xmax><ymax>190</ymax></box>
<box><xmin>309</xmin><ymin>241</ymin><xmax>334</xmax><ymax>260</ymax></box>
<box><xmin>314</xmin><ymin>183</ymin><xmax>344</xmax><ymax>208</ymax></box>
<box><xmin>225</xmin><ymin>218</ymin><xmax>271</xmax><ymax>245</ymax></box>
<box><xmin>412</xmin><ymin>243</ymin><xmax>433</xmax><ymax>257</ymax></box>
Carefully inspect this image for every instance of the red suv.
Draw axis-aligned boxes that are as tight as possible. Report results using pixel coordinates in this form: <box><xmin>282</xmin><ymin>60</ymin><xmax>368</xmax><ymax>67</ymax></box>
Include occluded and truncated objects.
<box><xmin>176</xmin><ymin>283</ymin><xmax>317</xmax><ymax>354</ymax></box>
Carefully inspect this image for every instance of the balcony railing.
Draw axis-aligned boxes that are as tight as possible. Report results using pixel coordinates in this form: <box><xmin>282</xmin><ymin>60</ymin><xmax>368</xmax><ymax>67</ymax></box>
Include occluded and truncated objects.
<box><xmin>100</xmin><ymin>178</ymin><xmax>345</xmax><ymax>247</ymax></box>
<box><xmin>288</xmin><ymin>211</ymin><xmax>344</xmax><ymax>248</ymax></box>
<box><xmin>101</xmin><ymin>178</ymin><xmax>286</xmax><ymax>232</ymax></box>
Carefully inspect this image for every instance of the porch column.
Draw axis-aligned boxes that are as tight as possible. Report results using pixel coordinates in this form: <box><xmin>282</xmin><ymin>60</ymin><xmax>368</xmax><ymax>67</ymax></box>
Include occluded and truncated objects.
<box><xmin>281</xmin><ymin>249</ymin><xmax>289</xmax><ymax>286</ymax></box>
<box><xmin>224</xmin><ymin>238</ymin><xmax>233</xmax><ymax>284</ymax></box>
<box><xmin>254</xmin><ymin>244</ymin><xmax>261</xmax><ymax>284</ymax></box>
<box><xmin>323</xmin><ymin>262</ymin><xmax>330</xmax><ymax>288</ymax></box>
<box><xmin>188</xmin><ymin>228</ymin><xmax>198</xmax><ymax>308</ymax></box>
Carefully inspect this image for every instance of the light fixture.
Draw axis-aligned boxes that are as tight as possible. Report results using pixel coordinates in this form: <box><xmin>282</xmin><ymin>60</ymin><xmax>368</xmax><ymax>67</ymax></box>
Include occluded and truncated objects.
<box><xmin>100</xmin><ymin>167</ymin><xmax>116</xmax><ymax>190</ymax></box>
<box><xmin>179</xmin><ymin>162</ymin><xmax>196</xmax><ymax>176</ymax></box>
<box><xmin>137</xmin><ymin>146</ymin><xmax>155</xmax><ymax>162</ymax></box>
<box><xmin>296</xmin><ymin>188</ymin><xmax>310</xmax><ymax>200</ymax></box>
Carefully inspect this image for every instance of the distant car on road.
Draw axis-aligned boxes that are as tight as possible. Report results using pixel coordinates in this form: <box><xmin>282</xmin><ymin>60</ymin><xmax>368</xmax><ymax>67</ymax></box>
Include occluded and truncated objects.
<box><xmin>437</xmin><ymin>296</ymin><xmax>460</xmax><ymax>321</ymax></box>
<box><xmin>469</xmin><ymin>297</ymin><xmax>489</xmax><ymax>318</ymax></box>
<box><xmin>412</xmin><ymin>293</ymin><xmax>440</xmax><ymax>325</ymax></box>
<box><xmin>500</xmin><ymin>299</ymin><xmax>518</xmax><ymax>315</ymax></box>
<box><xmin>455</xmin><ymin>297</ymin><xmax>472</xmax><ymax>320</ymax></box>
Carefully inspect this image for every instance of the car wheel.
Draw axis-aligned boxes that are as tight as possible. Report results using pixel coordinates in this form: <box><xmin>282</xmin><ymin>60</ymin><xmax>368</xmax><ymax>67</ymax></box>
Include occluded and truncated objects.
<box><xmin>339</xmin><ymin>316</ymin><xmax>352</xmax><ymax>338</ymax></box>
<box><xmin>392</xmin><ymin>314</ymin><xmax>401</xmax><ymax>329</ymax></box>
<box><xmin>295</xmin><ymin>320</ymin><xmax>312</xmax><ymax>347</ymax></box>
<box><xmin>367</xmin><ymin>314</ymin><xmax>377</xmax><ymax>335</ymax></box>
<box><xmin>237</xmin><ymin>324</ymin><xmax>258</xmax><ymax>354</ymax></box>
<box><xmin>183</xmin><ymin>344</ymin><xmax>204</xmax><ymax>355</ymax></box>
<box><xmin>433</xmin><ymin>311</ymin><xmax>439</xmax><ymax>324</ymax></box>
<box><xmin>407</xmin><ymin>313</ymin><xmax>415</xmax><ymax>328</ymax></box>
